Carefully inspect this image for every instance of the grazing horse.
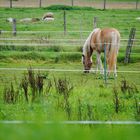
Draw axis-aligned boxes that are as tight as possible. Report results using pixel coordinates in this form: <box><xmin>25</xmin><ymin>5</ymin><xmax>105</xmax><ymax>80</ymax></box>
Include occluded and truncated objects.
<box><xmin>82</xmin><ymin>28</ymin><xmax>120</xmax><ymax>77</ymax></box>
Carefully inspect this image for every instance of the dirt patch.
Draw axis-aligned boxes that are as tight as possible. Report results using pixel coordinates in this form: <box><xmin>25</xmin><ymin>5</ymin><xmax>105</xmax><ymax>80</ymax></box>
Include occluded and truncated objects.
<box><xmin>0</xmin><ymin>0</ymin><xmax>139</xmax><ymax>9</ymax></box>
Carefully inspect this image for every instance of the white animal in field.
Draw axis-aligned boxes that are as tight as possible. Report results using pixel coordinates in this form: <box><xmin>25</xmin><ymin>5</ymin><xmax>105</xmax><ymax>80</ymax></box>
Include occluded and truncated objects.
<box><xmin>42</xmin><ymin>12</ymin><xmax>54</xmax><ymax>21</ymax></box>
<box><xmin>43</xmin><ymin>17</ymin><xmax>54</xmax><ymax>21</ymax></box>
<box><xmin>20</xmin><ymin>18</ymin><xmax>40</xmax><ymax>23</ymax></box>
<box><xmin>6</xmin><ymin>18</ymin><xmax>13</xmax><ymax>23</ymax></box>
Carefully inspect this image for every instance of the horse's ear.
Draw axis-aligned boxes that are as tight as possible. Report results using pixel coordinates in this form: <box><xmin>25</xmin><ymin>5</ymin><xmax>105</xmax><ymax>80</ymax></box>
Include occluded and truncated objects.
<box><xmin>82</xmin><ymin>54</ymin><xmax>85</xmax><ymax>57</ymax></box>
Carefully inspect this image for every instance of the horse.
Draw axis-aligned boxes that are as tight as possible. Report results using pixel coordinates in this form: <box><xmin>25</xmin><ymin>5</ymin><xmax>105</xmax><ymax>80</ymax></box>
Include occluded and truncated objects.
<box><xmin>82</xmin><ymin>28</ymin><xmax>120</xmax><ymax>77</ymax></box>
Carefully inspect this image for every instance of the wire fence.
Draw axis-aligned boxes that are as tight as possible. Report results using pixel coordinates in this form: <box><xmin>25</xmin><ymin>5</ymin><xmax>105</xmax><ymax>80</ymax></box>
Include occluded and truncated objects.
<box><xmin>0</xmin><ymin>4</ymin><xmax>139</xmax><ymax>82</ymax></box>
<box><xmin>0</xmin><ymin>37</ymin><xmax>140</xmax><ymax>48</ymax></box>
<box><xmin>0</xmin><ymin>120</ymin><xmax>140</xmax><ymax>125</ymax></box>
<box><xmin>0</xmin><ymin>68</ymin><xmax>140</xmax><ymax>73</ymax></box>
<box><xmin>1</xmin><ymin>8</ymin><xmax>140</xmax><ymax>39</ymax></box>
<box><xmin>0</xmin><ymin>43</ymin><xmax>140</xmax><ymax>48</ymax></box>
<box><xmin>0</xmin><ymin>0</ymin><xmax>139</xmax><ymax>9</ymax></box>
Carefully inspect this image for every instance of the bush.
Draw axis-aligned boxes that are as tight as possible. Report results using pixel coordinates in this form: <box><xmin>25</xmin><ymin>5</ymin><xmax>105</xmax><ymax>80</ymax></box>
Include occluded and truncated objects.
<box><xmin>45</xmin><ymin>5</ymin><xmax>95</xmax><ymax>11</ymax></box>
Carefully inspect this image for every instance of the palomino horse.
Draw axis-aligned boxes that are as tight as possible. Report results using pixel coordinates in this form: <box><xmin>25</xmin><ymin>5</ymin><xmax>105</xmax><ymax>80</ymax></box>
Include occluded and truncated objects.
<box><xmin>82</xmin><ymin>28</ymin><xmax>120</xmax><ymax>77</ymax></box>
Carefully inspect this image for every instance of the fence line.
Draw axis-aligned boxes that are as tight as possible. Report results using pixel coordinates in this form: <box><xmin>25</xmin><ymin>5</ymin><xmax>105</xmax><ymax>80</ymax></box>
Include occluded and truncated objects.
<box><xmin>1</xmin><ymin>16</ymin><xmax>140</xmax><ymax>21</ymax></box>
<box><xmin>0</xmin><ymin>68</ymin><xmax>140</xmax><ymax>74</ymax></box>
<box><xmin>2</xmin><ymin>18</ymin><xmax>140</xmax><ymax>23</ymax></box>
<box><xmin>0</xmin><ymin>120</ymin><xmax>140</xmax><ymax>125</ymax></box>
<box><xmin>0</xmin><ymin>38</ymin><xmax>140</xmax><ymax>42</ymax></box>
<box><xmin>1</xmin><ymin>30</ymin><xmax>140</xmax><ymax>33</ymax></box>
<box><xmin>0</xmin><ymin>43</ymin><xmax>140</xmax><ymax>47</ymax></box>
<box><xmin>1</xmin><ymin>13</ymin><xmax>140</xmax><ymax>17</ymax></box>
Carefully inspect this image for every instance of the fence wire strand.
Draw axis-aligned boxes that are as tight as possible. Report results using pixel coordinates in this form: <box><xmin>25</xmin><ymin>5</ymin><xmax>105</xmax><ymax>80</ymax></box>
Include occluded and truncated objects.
<box><xmin>0</xmin><ymin>68</ymin><xmax>140</xmax><ymax>74</ymax></box>
<box><xmin>0</xmin><ymin>120</ymin><xmax>140</xmax><ymax>125</ymax></box>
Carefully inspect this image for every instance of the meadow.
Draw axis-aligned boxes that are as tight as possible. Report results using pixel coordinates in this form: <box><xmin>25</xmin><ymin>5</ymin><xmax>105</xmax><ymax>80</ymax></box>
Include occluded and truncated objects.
<box><xmin>0</xmin><ymin>5</ymin><xmax>140</xmax><ymax>140</ymax></box>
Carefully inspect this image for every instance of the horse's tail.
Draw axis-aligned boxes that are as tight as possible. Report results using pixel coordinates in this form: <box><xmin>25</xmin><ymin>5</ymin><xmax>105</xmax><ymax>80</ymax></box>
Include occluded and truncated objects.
<box><xmin>108</xmin><ymin>31</ymin><xmax>120</xmax><ymax>70</ymax></box>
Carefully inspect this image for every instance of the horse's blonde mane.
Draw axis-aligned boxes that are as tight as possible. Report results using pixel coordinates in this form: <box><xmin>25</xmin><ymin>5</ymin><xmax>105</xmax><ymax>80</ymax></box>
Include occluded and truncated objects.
<box><xmin>83</xmin><ymin>28</ymin><xmax>100</xmax><ymax>56</ymax></box>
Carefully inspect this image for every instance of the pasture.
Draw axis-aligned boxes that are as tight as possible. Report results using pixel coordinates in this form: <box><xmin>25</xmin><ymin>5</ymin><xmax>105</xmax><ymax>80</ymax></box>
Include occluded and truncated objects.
<box><xmin>0</xmin><ymin>5</ymin><xmax>140</xmax><ymax>140</ymax></box>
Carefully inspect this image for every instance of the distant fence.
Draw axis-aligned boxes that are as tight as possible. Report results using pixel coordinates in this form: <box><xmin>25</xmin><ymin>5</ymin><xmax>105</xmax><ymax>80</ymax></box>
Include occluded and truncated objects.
<box><xmin>0</xmin><ymin>0</ymin><xmax>139</xmax><ymax>10</ymax></box>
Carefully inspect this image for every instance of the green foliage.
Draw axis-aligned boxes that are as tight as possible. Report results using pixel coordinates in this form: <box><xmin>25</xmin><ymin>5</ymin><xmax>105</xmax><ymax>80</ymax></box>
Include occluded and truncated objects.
<box><xmin>45</xmin><ymin>5</ymin><xmax>95</xmax><ymax>11</ymax></box>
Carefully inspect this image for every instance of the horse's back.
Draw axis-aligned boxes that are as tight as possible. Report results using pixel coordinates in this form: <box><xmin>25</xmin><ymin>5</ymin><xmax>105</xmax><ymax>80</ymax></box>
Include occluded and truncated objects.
<box><xmin>92</xmin><ymin>28</ymin><xmax>120</xmax><ymax>44</ymax></box>
<box><xmin>91</xmin><ymin>28</ymin><xmax>120</xmax><ymax>52</ymax></box>
<box><xmin>100</xmin><ymin>28</ymin><xmax>120</xmax><ymax>42</ymax></box>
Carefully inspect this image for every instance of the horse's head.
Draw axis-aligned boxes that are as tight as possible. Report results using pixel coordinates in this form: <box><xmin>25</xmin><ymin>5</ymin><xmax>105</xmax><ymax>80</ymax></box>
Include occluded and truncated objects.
<box><xmin>82</xmin><ymin>54</ymin><xmax>92</xmax><ymax>73</ymax></box>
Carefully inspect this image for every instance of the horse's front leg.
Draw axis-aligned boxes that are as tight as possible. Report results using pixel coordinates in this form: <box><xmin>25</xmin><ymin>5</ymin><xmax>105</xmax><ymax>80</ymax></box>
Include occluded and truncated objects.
<box><xmin>95</xmin><ymin>54</ymin><xmax>99</xmax><ymax>73</ymax></box>
<box><xmin>96</xmin><ymin>52</ymin><xmax>104</xmax><ymax>74</ymax></box>
<box><xmin>99</xmin><ymin>57</ymin><xmax>104</xmax><ymax>75</ymax></box>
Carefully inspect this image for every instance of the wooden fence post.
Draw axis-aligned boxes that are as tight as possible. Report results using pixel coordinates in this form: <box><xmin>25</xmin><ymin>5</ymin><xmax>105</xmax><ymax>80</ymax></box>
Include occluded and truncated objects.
<box><xmin>39</xmin><ymin>0</ymin><xmax>42</xmax><ymax>8</ymax></box>
<box><xmin>104</xmin><ymin>42</ymin><xmax>107</xmax><ymax>85</ymax></box>
<box><xmin>12</xmin><ymin>19</ymin><xmax>17</xmax><ymax>36</ymax></box>
<box><xmin>124</xmin><ymin>28</ymin><xmax>136</xmax><ymax>63</ymax></box>
<box><xmin>71</xmin><ymin>0</ymin><xmax>74</xmax><ymax>6</ymax></box>
<box><xmin>64</xmin><ymin>10</ymin><xmax>66</xmax><ymax>35</ymax></box>
<box><xmin>103</xmin><ymin>0</ymin><xmax>106</xmax><ymax>10</ymax></box>
<box><xmin>10</xmin><ymin>0</ymin><xmax>12</xmax><ymax>8</ymax></box>
<box><xmin>93</xmin><ymin>17</ymin><xmax>97</xmax><ymax>29</ymax></box>
<box><xmin>136</xmin><ymin>0</ymin><xmax>139</xmax><ymax>9</ymax></box>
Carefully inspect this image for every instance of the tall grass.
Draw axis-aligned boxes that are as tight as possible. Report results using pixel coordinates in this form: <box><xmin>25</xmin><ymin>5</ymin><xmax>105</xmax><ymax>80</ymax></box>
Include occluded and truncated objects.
<box><xmin>1</xmin><ymin>68</ymin><xmax>140</xmax><ymax>121</ymax></box>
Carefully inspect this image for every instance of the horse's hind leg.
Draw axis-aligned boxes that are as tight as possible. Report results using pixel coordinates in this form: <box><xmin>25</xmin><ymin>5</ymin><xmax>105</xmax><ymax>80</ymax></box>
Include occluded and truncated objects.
<box><xmin>113</xmin><ymin>57</ymin><xmax>117</xmax><ymax>77</ymax></box>
<box><xmin>107</xmin><ymin>53</ymin><xmax>117</xmax><ymax>78</ymax></box>
<box><xmin>107</xmin><ymin>57</ymin><xmax>111</xmax><ymax>77</ymax></box>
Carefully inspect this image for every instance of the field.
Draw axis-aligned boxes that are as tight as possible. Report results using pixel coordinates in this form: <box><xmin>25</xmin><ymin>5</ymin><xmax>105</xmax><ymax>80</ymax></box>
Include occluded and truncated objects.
<box><xmin>0</xmin><ymin>5</ymin><xmax>140</xmax><ymax>140</ymax></box>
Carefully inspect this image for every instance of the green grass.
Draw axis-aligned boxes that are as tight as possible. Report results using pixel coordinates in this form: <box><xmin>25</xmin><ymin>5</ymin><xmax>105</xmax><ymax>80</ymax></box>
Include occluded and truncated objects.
<box><xmin>0</xmin><ymin>61</ymin><xmax>140</xmax><ymax>121</ymax></box>
<box><xmin>0</xmin><ymin>124</ymin><xmax>140</xmax><ymax>140</ymax></box>
<box><xmin>0</xmin><ymin>6</ymin><xmax>140</xmax><ymax>140</ymax></box>
<box><xmin>0</xmin><ymin>7</ymin><xmax>140</xmax><ymax>121</ymax></box>
<box><xmin>0</xmin><ymin>7</ymin><xmax>140</xmax><ymax>35</ymax></box>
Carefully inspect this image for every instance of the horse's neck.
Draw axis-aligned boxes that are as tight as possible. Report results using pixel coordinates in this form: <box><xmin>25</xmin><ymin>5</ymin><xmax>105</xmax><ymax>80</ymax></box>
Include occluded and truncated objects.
<box><xmin>83</xmin><ymin>28</ymin><xmax>100</xmax><ymax>57</ymax></box>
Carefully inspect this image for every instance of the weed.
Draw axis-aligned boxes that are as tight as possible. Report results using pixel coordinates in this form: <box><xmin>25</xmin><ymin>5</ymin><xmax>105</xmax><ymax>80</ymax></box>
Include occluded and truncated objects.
<box><xmin>36</xmin><ymin>72</ymin><xmax>44</xmax><ymax>95</ymax></box>
<box><xmin>28</xmin><ymin>67</ymin><xmax>36</xmax><ymax>102</ymax></box>
<box><xmin>54</xmin><ymin>76</ymin><xmax>73</xmax><ymax>119</ymax></box>
<box><xmin>134</xmin><ymin>96</ymin><xmax>140</xmax><ymax>120</ymax></box>
<box><xmin>77</xmin><ymin>98</ymin><xmax>82</xmax><ymax>120</ymax></box>
<box><xmin>121</xmin><ymin>79</ymin><xmax>139</xmax><ymax>98</ymax></box>
<box><xmin>3</xmin><ymin>67</ymin><xmax>50</xmax><ymax>104</ymax></box>
<box><xmin>121</xmin><ymin>79</ymin><xmax>128</xmax><ymax>93</ymax></box>
<box><xmin>54</xmin><ymin>77</ymin><xmax>73</xmax><ymax>98</ymax></box>
<box><xmin>45</xmin><ymin>79</ymin><xmax>52</xmax><ymax>94</ymax></box>
<box><xmin>3</xmin><ymin>83</ymin><xmax>19</xmax><ymax>104</ymax></box>
<box><xmin>21</xmin><ymin>74</ymin><xmax>29</xmax><ymax>102</ymax></box>
<box><xmin>0</xmin><ymin>109</ymin><xmax>6</xmax><ymax>119</ymax></box>
<box><xmin>113</xmin><ymin>86</ymin><xmax>120</xmax><ymax>113</ymax></box>
<box><xmin>87</xmin><ymin>104</ymin><xmax>94</xmax><ymax>121</ymax></box>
